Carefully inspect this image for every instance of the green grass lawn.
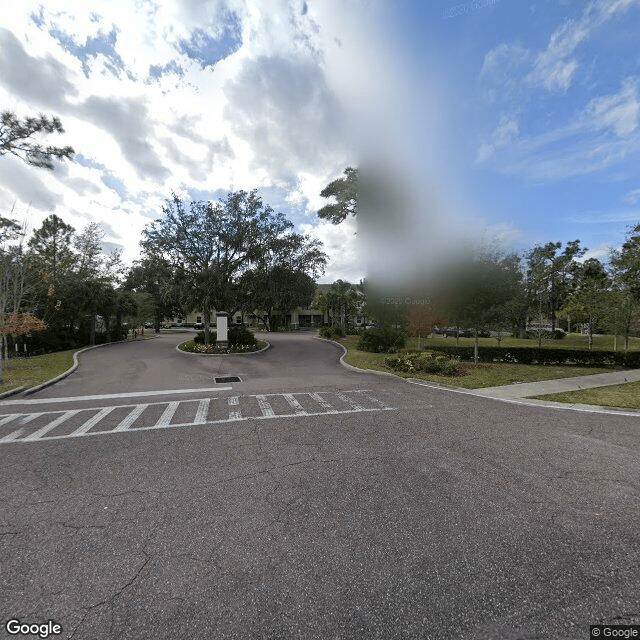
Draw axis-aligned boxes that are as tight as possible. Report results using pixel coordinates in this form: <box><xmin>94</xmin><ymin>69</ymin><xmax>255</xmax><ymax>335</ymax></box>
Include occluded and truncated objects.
<box><xmin>0</xmin><ymin>349</ymin><xmax>76</xmax><ymax>394</ymax></box>
<box><xmin>339</xmin><ymin>336</ymin><xmax>614</xmax><ymax>389</ymax></box>
<box><xmin>410</xmin><ymin>333</ymin><xmax>640</xmax><ymax>351</ymax></box>
<box><xmin>530</xmin><ymin>382</ymin><xmax>640</xmax><ymax>410</ymax></box>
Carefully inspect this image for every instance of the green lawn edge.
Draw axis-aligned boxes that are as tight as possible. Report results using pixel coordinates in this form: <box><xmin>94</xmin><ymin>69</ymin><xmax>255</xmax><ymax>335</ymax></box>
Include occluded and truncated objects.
<box><xmin>0</xmin><ymin>349</ymin><xmax>77</xmax><ymax>394</ymax></box>
<box><xmin>338</xmin><ymin>336</ymin><xmax>616</xmax><ymax>389</ymax></box>
<box><xmin>530</xmin><ymin>381</ymin><xmax>640</xmax><ymax>410</ymax></box>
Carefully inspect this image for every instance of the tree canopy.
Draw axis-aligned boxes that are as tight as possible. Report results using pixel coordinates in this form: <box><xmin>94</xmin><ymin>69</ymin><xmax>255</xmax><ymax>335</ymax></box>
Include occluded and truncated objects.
<box><xmin>1</xmin><ymin>110</ymin><xmax>74</xmax><ymax>169</ymax></box>
<box><xmin>142</xmin><ymin>190</ymin><xmax>326</xmax><ymax>342</ymax></box>
<box><xmin>317</xmin><ymin>167</ymin><xmax>358</xmax><ymax>224</ymax></box>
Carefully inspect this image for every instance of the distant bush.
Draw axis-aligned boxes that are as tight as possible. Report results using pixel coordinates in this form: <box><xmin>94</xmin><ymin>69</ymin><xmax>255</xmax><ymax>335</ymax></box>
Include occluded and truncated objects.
<box><xmin>320</xmin><ymin>325</ymin><xmax>346</xmax><ymax>340</ymax></box>
<box><xmin>526</xmin><ymin>329</ymin><xmax>566</xmax><ymax>340</ymax></box>
<box><xmin>384</xmin><ymin>350</ymin><xmax>461</xmax><ymax>375</ymax></box>
<box><xmin>424</xmin><ymin>344</ymin><xmax>640</xmax><ymax>367</ymax></box>
<box><xmin>358</xmin><ymin>326</ymin><xmax>407</xmax><ymax>353</ymax></box>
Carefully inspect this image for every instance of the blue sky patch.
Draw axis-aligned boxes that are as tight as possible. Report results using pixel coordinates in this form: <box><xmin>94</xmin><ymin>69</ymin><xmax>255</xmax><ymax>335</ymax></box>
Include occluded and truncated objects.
<box><xmin>149</xmin><ymin>60</ymin><xmax>185</xmax><ymax>80</ymax></box>
<box><xmin>49</xmin><ymin>26</ymin><xmax>124</xmax><ymax>77</ymax></box>
<box><xmin>178</xmin><ymin>13</ymin><xmax>242</xmax><ymax>69</ymax></box>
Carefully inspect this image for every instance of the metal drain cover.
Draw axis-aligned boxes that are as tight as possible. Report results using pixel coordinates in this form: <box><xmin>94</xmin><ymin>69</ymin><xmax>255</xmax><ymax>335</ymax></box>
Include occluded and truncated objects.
<box><xmin>215</xmin><ymin>376</ymin><xmax>242</xmax><ymax>383</ymax></box>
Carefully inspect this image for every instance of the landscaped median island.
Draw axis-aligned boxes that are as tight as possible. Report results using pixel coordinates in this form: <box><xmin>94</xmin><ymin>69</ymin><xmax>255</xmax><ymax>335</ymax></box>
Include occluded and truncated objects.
<box><xmin>336</xmin><ymin>333</ymin><xmax>632</xmax><ymax>391</ymax></box>
<box><xmin>177</xmin><ymin>326</ymin><xmax>268</xmax><ymax>355</ymax></box>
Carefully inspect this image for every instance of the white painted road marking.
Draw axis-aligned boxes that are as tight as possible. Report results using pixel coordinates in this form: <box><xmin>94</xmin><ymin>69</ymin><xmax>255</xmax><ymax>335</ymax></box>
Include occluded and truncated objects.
<box><xmin>71</xmin><ymin>406</ymin><xmax>116</xmax><ymax>437</ymax></box>
<box><xmin>0</xmin><ymin>387</ymin><xmax>233</xmax><ymax>406</ymax></box>
<box><xmin>309</xmin><ymin>392</ymin><xmax>338</xmax><ymax>413</ymax></box>
<box><xmin>155</xmin><ymin>401</ymin><xmax>179</xmax><ymax>427</ymax></box>
<box><xmin>336</xmin><ymin>391</ymin><xmax>365</xmax><ymax>411</ymax></box>
<box><xmin>194</xmin><ymin>399</ymin><xmax>210</xmax><ymax>424</ymax></box>
<box><xmin>24</xmin><ymin>410</ymin><xmax>82</xmax><ymax>441</ymax></box>
<box><xmin>228</xmin><ymin>396</ymin><xmax>241</xmax><ymax>420</ymax></box>
<box><xmin>256</xmin><ymin>395</ymin><xmax>275</xmax><ymax>417</ymax></box>
<box><xmin>0</xmin><ymin>390</ymin><xmax>395</xmax><ymax>444</ymax></box>
<box><xmin>113</xmin><ymin>404</ymin><xmax>148</xmax><ymax>432</ymax></box>
<box><xmin>283</xmin><ymin>394</ymin><xmax>306</xmax><ymax>415</ymax></box>
<box><xmin>0</xmin><ymin>428</ymin><xmax>24</xmax><ymax>443</ymax></box>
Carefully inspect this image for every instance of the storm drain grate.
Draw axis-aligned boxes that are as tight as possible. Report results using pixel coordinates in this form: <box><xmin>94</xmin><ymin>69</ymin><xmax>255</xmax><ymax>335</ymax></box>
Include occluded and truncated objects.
<box><xmin>215</xmin><ymin>376</ymin><xmax>242</xmax><ymax>383</ymax></box>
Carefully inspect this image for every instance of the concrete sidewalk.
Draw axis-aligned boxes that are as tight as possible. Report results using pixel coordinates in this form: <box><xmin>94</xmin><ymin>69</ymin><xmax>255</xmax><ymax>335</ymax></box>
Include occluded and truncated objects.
<box><xmin>469</xmin><ymin>368</ymin><xmax>640</xmax><ymax>400</ymax></box>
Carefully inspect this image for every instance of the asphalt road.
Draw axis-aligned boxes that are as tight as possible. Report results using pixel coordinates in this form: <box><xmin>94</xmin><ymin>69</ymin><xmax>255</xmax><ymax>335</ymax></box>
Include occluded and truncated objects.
<box><xmin>0</xmin><ymin>332</ymin><xmax>638</xmax><ymax>639</ymax></box>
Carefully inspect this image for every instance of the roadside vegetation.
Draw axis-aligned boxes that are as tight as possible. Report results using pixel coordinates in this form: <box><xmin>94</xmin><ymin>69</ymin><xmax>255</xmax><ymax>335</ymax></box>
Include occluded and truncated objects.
<box><xmin>530</xmin><ymin>382</ymin><xmax>640</xmax><ymax>410</ymax></box>
<box><xmin>0</xmin><ymin>349</ymin><xmax>75</xmax><ymax>394</ymax></box>
<box><xmin>338</xmin><ymin>335</ymin><xmax>613</xmax><ymax>389</ymax></box>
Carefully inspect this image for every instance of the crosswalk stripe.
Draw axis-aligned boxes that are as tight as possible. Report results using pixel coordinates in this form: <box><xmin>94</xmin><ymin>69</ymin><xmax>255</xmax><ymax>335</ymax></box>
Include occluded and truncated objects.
<box><xmin>356</xmin><ymin>391</ymin><xmax>389</xmax><ymax>408</ymax></box>
<box><xmin>194</xmin><ymin>399</ymin><xmax>210</xmax><ymax>424</ymax></box>
<box><xmin>70</xmin><ymin>407</ymin><xmax>116</xmax><ymax>436</ymax></box>
<box><xmin>0</xmin><ymin>427</ymin><xmax>24</xmax><ymax>442</ymax></box>
<box><xmin>24</xmin><ymin>410</ymin><xmax>81</xmax><ymax>441</ymax></box>
<box><xmin>228</xmin><ymin>396</ymin><xmax>241</xmax><ymax>420</ymax></box>
<box><xmin>256</xmin><ymin>395</ymin><xmax>274</xmax><ymax>417</ymax></box>
<box><xmin>155</xmin><ymin>401</ymin><xmax>179</xmax><ymax>427</ymax></box>
<box><xmin>113</xmin><ymin>404</ymin><xmax>148</xmax><ymax>432</ymax></box>
<box><xmin>0</xmin><ymin>390</ymin><xmax>396</xmax><ymax>444</ymax></box>
<box><xmin>336</xmin><ymin>392</ymin><xmax>365</xmax><ymax>410</ymax></box>
<box><xmin>283</xmin><ymin>394</ymin><xmax>307</xmax><ymax>415</ymax></box>
<box><xmin>309</xmin><ymin>392</ymin><xmax>338</xmax><ymax>413</ymax></box>
<box><xmin>21</xmin><ymin>413</ymin><xmax>43</xmax><ymax>423</ymax></box>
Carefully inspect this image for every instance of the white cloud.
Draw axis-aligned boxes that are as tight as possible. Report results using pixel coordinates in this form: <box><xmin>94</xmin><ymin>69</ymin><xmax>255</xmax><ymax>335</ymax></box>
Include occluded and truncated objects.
<box><xmin>479</xmin><ymin>78</ymin><xmax>640</xmax><ymax>180</ymax></box>
<box><xmin>477</xmin><ymin>115</ymin><xmax>520</xmax><ymax>162</ymax></box>
<box><xmin>623</xmin><ymin>188</ymin><xmax>640</xmax><ymax>204</ymax></box>
<box><xmin>300</xmin><ymin>217</ymin><xmax>362</xmax><ymax>283</ymax></box>
<box><xmin>482</xmin><ymin>0</ymin><xmax>640</xmax><ymax>96</ymax></box>
<box><xmin>583</xmin><ymin>77</ymin><xmax>640</xmax><ymax>137</ymax></box>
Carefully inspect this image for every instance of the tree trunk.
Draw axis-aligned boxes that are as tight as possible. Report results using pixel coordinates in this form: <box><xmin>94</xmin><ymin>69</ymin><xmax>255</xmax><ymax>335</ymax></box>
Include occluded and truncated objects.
<box><xmin>203</xmin><ymin>308</ymin><xmax>211</xmax><ymax>345</ymax></box>
<box><xmin>474</xmin><ymin>331</ymin><xmax>479</xmax><ymax>366</ymax></box>
<box><xmin>90</xmin><ymin>314</ymin><xmax>96</xmax><ymax>346</ymax></box>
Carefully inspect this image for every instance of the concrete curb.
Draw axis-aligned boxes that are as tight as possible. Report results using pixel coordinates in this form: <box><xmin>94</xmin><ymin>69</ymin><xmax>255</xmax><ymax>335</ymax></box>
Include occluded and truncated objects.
<box><xmin>316</xmin><ymin>337</ymin><xmax>401</xmax><ymax>379</ymax></box>
<box><xmin>22</xmin><ymin>336</ymin><xmax>157</xmax><ymax>396</ymax></box>
<box><xmin>175</xmin><ymin>340</ymin><xmax>271</xmax><ymax>356</ymax></box>
<box><xmin>0</xmin><ymin>385</ymin><xmax>26</xmax><ymax>399</ymax></box>
<box><xmin>405</xmin><ymin>378</ymin><xmax>640</xmax><ymax>417</ymax></box>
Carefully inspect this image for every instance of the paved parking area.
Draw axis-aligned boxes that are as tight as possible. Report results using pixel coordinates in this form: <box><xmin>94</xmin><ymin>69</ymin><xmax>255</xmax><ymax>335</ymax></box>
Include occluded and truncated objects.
<box><xmin>1</xmin><ymin>331</ymin><xmax>639</xmax><ymax>640</ymax></box>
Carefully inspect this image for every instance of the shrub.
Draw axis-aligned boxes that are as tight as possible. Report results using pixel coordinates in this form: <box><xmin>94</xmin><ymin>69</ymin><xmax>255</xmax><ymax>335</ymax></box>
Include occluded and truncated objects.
<box><xmin>193</xmin><ymin>330</ymin><xmax>216</xmax><ymax>344</ymax></box>
<box><xmin>228</xmin><ymin>325</ymin><xmax>258</xmax><ymax>348</ymax></box>
<box><xmin>319</xmin><ymin>325</ymin><xmax>346</xmax><ymax>340</ymax></box>
<box><xmin>384</xmin><ymin>350</ymin><xmax>460</xmax><ymax>375</ymax></box>
<box><xmin>358</xmin><ymin>325</ymin><xmax>407</xmax><ymax>352</ymax></box>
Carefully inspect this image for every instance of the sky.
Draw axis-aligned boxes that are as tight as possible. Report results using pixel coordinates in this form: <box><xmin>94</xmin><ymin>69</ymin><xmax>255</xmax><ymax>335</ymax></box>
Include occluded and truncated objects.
<box><xmin>1</xmin><ymin>0</ymin><xmax>640</xmax><ymax>288</ymax></box>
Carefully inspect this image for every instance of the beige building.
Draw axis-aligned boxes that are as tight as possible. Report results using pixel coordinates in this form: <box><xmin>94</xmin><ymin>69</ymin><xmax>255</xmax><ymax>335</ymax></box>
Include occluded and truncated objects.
<box><xmin>166</xmin><ymin>284</ymin><xmax>333</xmax><ymax>328</ymax></box>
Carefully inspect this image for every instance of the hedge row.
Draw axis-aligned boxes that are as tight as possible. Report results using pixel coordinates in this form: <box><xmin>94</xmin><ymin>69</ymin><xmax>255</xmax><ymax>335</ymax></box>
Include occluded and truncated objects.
<box><xmin>425</xmin><ymin>345</ymin><xmax>640</xmax><ymax>368</ymax></box>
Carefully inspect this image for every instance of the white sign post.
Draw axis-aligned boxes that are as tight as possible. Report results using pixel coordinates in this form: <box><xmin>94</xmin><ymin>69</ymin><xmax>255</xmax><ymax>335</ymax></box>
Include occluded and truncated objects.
<box><xmin>216</xmin><ymin>312</ymin><xmax>228</xmax><ymax>348</ymax></box>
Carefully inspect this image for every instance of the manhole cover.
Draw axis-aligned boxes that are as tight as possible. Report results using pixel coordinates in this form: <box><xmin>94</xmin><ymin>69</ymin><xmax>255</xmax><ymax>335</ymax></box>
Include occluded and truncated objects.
<box><xmin>215</xmin><ymin>376</ymin><xmax>242</xmax><ymax>383</ymax></box>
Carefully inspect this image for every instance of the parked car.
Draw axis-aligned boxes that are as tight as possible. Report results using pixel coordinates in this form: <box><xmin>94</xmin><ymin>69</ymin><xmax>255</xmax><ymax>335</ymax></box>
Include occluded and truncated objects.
<box><xmin>193</xmin><ymin>322</ymin><xmax>204</xmax><ymax>329</ymax></box>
